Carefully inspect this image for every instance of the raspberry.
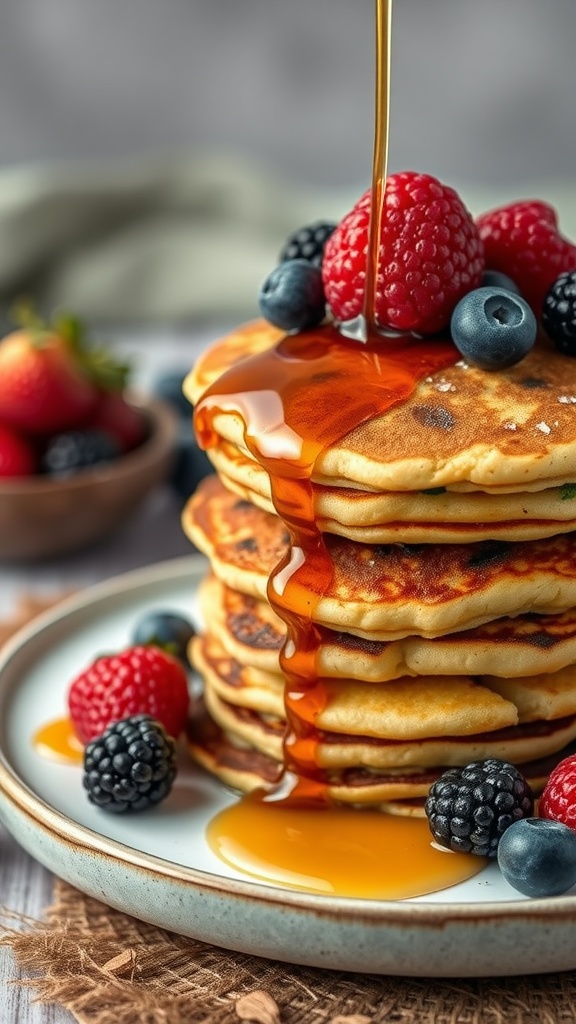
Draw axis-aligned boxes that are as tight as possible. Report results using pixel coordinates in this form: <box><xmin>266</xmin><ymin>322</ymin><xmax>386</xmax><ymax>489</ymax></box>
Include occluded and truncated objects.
<box><xmin>476</xmin><ymin>200</ymin><xmax>576</xmax><ymax>315</ymax></box>
<box><xmin>539</xmin><ymin>754</ymin><xmax>576</xmax><ymax>830</ymax></box>
<box><xmin>322</xmin><ymin>171</ymin><xmax>484</xmax><ymax>335</ymax></box>
<box><xmin>68</xmin><ymin>645</ymin><xmax>190</xmax><ymax>744</ymax></box>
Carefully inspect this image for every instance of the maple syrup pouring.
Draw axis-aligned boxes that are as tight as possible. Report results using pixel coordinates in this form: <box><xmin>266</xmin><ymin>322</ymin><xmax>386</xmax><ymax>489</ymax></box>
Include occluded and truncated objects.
<box><xmin>363</xmin><ymin>0</ymin><xmax>393</xmax><ymax>335</ymax></box>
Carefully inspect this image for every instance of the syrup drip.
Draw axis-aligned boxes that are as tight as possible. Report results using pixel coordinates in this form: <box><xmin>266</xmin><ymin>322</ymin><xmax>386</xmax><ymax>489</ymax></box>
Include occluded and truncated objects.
<box><xmin>195</xmin><ymin>329</ymin><xmax>458</xmax><ymax>802</ymax></box>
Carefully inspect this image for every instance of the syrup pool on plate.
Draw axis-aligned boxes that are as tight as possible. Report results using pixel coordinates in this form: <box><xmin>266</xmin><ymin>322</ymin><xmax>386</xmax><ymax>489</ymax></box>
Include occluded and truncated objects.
<box><xmin>33</xmin><ymin>717</ymin><xmax>83</xmax><ymax>764</ymax></box>
<box><xmin>207</xmin><ymin>795</ymin><xmax>486</xmax><ymax>899</ymax></box>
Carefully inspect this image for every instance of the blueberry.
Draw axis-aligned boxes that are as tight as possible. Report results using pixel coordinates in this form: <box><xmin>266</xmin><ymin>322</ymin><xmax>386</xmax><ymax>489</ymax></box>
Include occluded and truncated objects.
<box><xmin>41</xmin><ymin>430</ymin><xmax>120</xmax><ymax>476</ymax></box>
<box><xmin>450</xmin><ymin>287</ymin><xmax>537</xmax><ymax>370</ymax></box>
<box><xmin>132</xmin><ymin>611</ymin><xmax>195</xmax><ymax>665</ymax></box>
<box><xmin>259</xmin><ymin>259</ymin><xmax>326</xmax><ymax>332</ymax></box>
<box><xmin>482</xmin><ymin>270</ymin><xmax>521</xmax><ymax>295</ymax></box>
<box><xmin>497</xmin><ymin>818</ymin><xmax>576</xmax><ymax>897</ymax></box>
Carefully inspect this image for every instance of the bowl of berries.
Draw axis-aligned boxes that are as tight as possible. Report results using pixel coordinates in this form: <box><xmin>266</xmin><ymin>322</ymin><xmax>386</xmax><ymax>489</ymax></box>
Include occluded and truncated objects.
<box><xmin>0</xmin><ymin>306</ymin><xmax>178</xmax><ymax>560</ymax></box>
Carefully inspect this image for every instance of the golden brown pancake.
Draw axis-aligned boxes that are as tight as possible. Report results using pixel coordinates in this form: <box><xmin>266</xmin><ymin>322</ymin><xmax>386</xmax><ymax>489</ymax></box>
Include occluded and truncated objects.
<box><xmin>192</xmin><ymin>632</ymin><xmax>520</xmax><ymax>740</ymax></box>
<box><xmin>192</xmin><ymin>633</ymin><xmax>576</xmax><ymax>777</ymax></box>
<box><xmin>194</xmin><ymin>629</ymin><xmax>576</xmax><ymax>731</ymax></box>
<box><xmin>198</xmin><ymin>572</ymin><xmax>576</xmax><ymax>681</ymax></box>
<box><xmin>185</xmin><ymin>319</ymin><xmax>576</xmax><ymax>493</ymax></box>
<box><xmin>186</xmin><ymin>699</ymin><xmax>575</xmax><ymax>811</ymax></box>
<box><xmin>203</xmin><ymin>684</ymin><xmax>576</xmax><ymax>773</ymax></box>
<box><xmin>208</xmin><ymin>439</ymin><xmax>576</xmax><ymax>543</ymax></box>
<box><xmin>184</xmin><ymin>475</ymin><xmax>576</xmax><ymax>640</ymax></box>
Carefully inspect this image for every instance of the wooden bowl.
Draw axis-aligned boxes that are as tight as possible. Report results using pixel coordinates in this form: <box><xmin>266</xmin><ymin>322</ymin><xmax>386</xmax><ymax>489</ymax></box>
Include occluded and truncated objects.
<box><xmin>0</xmin><ymin>396</ymin><xmax>179</xmax><ymax>560</ymax></box>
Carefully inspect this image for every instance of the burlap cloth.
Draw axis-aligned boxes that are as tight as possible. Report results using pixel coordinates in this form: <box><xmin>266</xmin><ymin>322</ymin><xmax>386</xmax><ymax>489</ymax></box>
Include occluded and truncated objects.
<box><xmin>2</xmin><ymin>596</ymin><xmax>576</xmax><ymax>1024</ymax></box>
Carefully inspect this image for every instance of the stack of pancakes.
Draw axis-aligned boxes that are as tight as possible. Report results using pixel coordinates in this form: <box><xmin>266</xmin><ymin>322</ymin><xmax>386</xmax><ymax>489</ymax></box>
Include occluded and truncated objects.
<box><xmin>182</xmin><ymin>319</ymin><xmax>576</xmax><ymax>813</ymax></box>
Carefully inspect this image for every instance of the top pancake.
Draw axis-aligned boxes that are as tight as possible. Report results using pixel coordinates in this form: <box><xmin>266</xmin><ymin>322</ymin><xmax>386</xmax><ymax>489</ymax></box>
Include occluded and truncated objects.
<box><xmin>185</xmin><ymin>319</ymin><xmax>576</xmax><ymax>493</ymax></box>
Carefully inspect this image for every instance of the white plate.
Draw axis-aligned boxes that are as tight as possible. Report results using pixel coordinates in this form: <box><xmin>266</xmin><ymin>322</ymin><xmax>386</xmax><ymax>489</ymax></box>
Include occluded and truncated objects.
<box><xmin>0</xmin><ymin>554</ymin><xmax>575</xmax><ymax>977</ymax></box>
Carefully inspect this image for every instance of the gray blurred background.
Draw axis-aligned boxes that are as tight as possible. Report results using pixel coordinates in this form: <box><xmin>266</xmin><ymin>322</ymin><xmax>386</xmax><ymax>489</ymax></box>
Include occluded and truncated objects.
<box><xmin>0</xmin><ymin>0</ymin><xmax>575</xmax><ymax>327</ymax></box>
<box><xmin>1</xmin><ymin>0</ymin><xmax>575</xmax><ymax>189</ymax></box>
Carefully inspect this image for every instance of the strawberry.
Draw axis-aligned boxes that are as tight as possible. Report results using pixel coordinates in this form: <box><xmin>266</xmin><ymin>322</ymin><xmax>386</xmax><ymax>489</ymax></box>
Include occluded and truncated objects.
<box><xmin>476</xmin><ymin>200</ymin><xmax>576</xmax><ymax>315</ymax></box>
<box><xmin>68</xmin><ymin>644</ymin><xmax>190</xmax><ymax>744</ymax></box>
<box><xmin>87</xmin><ymin>390</ymin><xmax>147</xmax><ymax>453</ymax></box>
<box><xmin>0</xmin><ymin>306</ymin><xmax>129</xmax><ymax>436</ymax></box>
<box><xmin>0</xmin><ymin>421</ymin><xmax>36</xmax><ymax>477</ymax></box>
<box><xmin>322</xmin><ymin>171</ymin><xmax>484</xmax><ymax>334</ymax></box>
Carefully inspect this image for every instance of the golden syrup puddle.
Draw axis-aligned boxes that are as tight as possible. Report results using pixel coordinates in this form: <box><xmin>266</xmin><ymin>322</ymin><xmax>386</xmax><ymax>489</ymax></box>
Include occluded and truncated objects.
<box><xmin>207</xmin><ymin>796</ymin><xmax>486</xmax><ymax>899</ymax></box>
<box><xmin>33</xmin><ymin>716</ymin><xmax>83</xmax><ymax>764</ymax></box>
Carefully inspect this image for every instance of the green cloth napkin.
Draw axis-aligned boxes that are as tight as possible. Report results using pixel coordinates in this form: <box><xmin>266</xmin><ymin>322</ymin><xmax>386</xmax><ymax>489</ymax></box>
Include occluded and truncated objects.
<box><xmin>0</xmin><ymin>154</ymin><xmax>347</xmax><ymax>325</ymax></box>
<box><xmin>0</xmin><ymin>154</ymin><xmax>574</xmax><ymax>326</ymax></box>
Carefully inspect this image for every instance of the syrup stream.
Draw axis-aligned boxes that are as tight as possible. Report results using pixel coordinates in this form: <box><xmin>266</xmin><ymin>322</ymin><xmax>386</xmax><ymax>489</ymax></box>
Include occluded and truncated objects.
<box><xmin>363</xmin><ymin>0</ymin><xmax>392</xmax><ymax>335</ymax></box>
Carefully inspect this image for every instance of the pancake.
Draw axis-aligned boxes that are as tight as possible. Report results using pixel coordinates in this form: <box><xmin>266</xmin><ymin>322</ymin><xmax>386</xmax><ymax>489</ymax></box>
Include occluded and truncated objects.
<box><xmin>208</xmin><ymin>439</ymin><xmax>576</xmax><ymax>544</ymax></box>
<box><xmin>192</xmin><ymin>632</ymin><xmax>520</xmax><ymax>740</ymax></box>
<box><xmin>195</xmin><ymin>630</ymin><xmax>576</xmax><ymax>731</ymax></box>
<box><xmin>185</xmin><ymin>318</ymin><xmax>576</xmax><ymax>493</ymax></box>
<box><xmin>184</xmin><ymin>475</ymin><xmax>576</xmax><ymax>640</ymax></box>
<box><xmin>199</xmin><ymin>573</ymin><xmax>576</xmax><ymax>680</ymax></box>
<box><xmin>186</xmin><ymin>703</ymin><xmax>573</xmax><ymax>812</ymax></box>
<box><xmin>203</xmin><ymin>684</ymin><xmax>576</xmax><ymax>772</ymax></box>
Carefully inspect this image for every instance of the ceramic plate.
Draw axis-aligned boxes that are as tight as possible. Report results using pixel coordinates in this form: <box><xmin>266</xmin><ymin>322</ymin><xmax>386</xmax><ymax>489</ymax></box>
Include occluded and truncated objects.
<box><xmin>0</xmin><ymin>554</ymin><xmax>575</xmax><ymax>978</ymax></box>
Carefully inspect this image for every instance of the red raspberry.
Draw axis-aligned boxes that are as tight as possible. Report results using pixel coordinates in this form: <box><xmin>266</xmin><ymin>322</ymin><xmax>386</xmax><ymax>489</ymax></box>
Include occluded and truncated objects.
<box><xmin>68</xmin><ymin>645</ymin><xmax>189</xmax><ymax>744</ymax></box>
<box><xmin>476</xmin><ymin>200</ymin><xmax>576</xmax><ymax>315</ymax></box>
<box><xmin>322</xmin><ymin>171</ymin><xmax>484</xmax><ymax>335</ymax></box>
<box><xmin>539</xmin><ymin>754</ymin><xmax>576</xmax><ymax>831</ymax></box>
<box><xmin>0</xmin><ymin>421</ymin><xmax>36</xmax><ymax>477</ymax></box>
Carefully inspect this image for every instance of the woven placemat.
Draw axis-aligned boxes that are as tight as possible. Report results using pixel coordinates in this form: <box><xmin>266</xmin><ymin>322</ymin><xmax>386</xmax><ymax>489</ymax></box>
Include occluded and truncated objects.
<box><xmin>2</xmin><ymin>594</ymin><xmax>576</xmax><ymax>1024</ymax></box>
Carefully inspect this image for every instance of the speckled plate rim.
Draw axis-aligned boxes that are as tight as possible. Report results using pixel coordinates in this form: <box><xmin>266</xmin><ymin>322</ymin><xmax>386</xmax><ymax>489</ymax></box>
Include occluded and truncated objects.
<box><xmin>1</xmin><ymin>554</ymin><xmax>576</xmax><ymax>977</ymax></box>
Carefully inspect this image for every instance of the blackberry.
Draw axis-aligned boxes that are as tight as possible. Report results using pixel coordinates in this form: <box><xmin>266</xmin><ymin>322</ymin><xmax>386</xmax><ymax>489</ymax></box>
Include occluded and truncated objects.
<box><xmin>42</xmin><ymin>429</ymin><xmax>120</xmax><ymax>477</ymax></box>
<box><xmin>83</xmin><ymin>714</ymin><xmax>177</xmax><ymax>813</ymax></box>
<box><xmin>279</xmin><ymin>221</ymin><xmax>337</xmax><ymax>268</ymax></box>
<box><xmin>425</xmin><ymin>758</ymin><xmax>534</xmax><ymax>857</ymax></box>
<box><xmin>542</xmin><ymin>269</ymin><xmax>576</xmax><ymax>355</ymax></box>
